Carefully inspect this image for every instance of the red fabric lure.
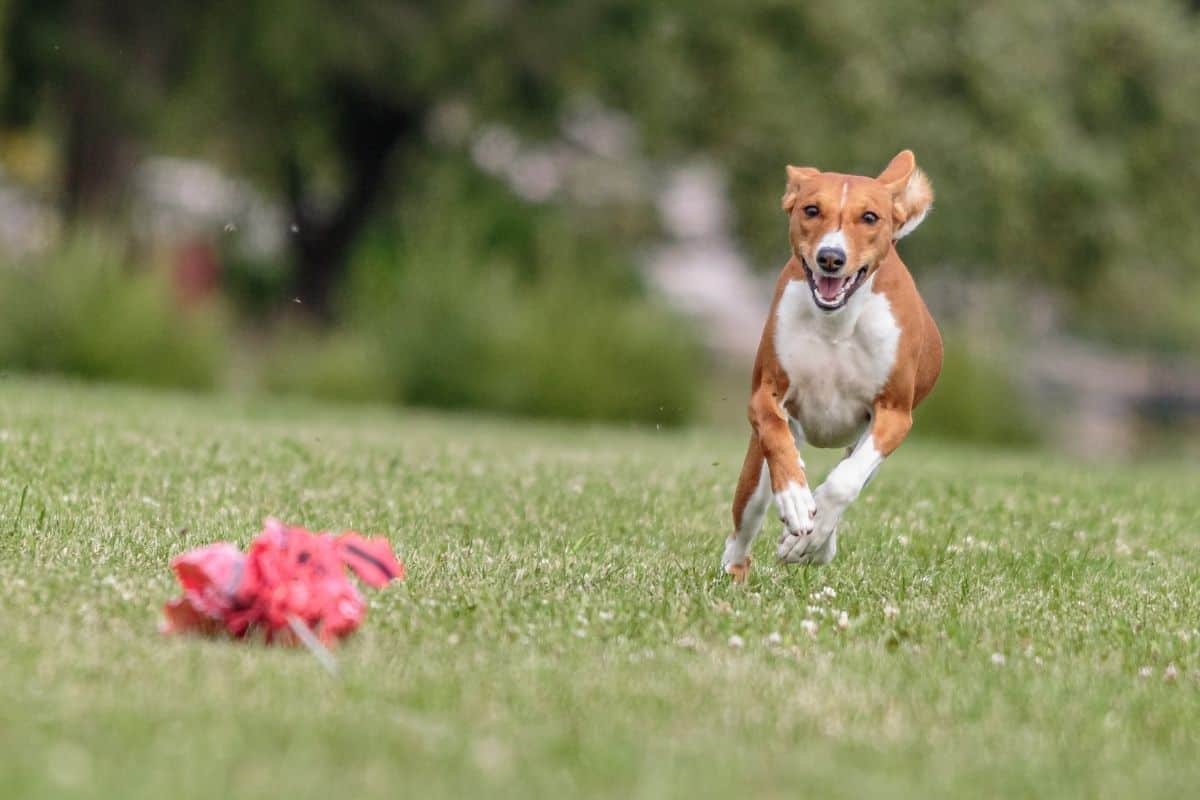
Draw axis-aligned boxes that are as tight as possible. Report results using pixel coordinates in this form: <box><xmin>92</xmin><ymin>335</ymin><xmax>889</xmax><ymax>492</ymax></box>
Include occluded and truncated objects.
<box><xmin>162</xmin><ymin>518</ymin><xmax>405</xmax><ymax>645</ymax></box>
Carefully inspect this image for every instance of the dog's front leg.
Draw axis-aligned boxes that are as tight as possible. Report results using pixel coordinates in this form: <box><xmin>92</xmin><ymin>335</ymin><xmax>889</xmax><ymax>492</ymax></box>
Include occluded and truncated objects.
<box><xmin>749</xmin><ymin>386</ymin><xmax>816</xmax><ymax>539</ymax></box>
<box><xmin>778</xmin><ymin>404</ymin><xmax>912</xmax><ymax>565</ymax></box>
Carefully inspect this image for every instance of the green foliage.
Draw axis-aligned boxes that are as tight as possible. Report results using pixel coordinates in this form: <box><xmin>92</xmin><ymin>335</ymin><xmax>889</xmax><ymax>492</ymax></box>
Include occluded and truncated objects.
<box><xmin>259</xmin><ymin>326</ymin><xmax>392</xmax><ymax>405</ymax></box>
<box><xmin>7</xmin><ymin>0</ymin><xmax>1200</xmax><ymax>346</ymax></box>
<box><xmin>914</xmin><ymin>338</ymin><xmax>1040</xmax><ymax>447</ymax></box>
<box><xmin>181</xmin><ymin>0</ymin><xmax>1200</xmax><ymax>348</ymax></box>
<box><xmin>614</xmin><ymin>1</ymin><xmax>1200</xmax><ymax>345</ymax></box>
<box><xmin>628</xmin><ymin>2</ymin><xmax>1198</xmax><ymax>263</ymax></box>
<box><xmin>1075</xmin><ymin>271</ymin><xmax>1200</xmax><ymax>353</ymax></box>
<box><xmin>0</xmin><ymin>235</ymin><xmax>227</xmax><ymax>390</ymax></box>
<box><xmin>4</xmin><ymin>0</ymin><xmax>1199</xmax><ymax>425</ymax></box>
<box><xmin>346</xmin><ymin>171</ymin><xmax>702</xmax><ymax>425</ymax></box>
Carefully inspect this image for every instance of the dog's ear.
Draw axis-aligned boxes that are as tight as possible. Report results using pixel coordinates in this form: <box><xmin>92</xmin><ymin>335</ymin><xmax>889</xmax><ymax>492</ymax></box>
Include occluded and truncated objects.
<box><xmin>781</xmin><ymin>165</ymin><xmax>819</xmax><ymax>212</ymax></box>
<box><xmin>878</xmin><ymin>150</ymin><xmax>933</xmax><ymax>240</ymax></box>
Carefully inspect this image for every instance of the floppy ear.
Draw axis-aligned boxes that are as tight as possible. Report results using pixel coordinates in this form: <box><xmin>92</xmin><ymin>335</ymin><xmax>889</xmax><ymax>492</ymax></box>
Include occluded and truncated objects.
<box><xmin>878</xmin><ymin>150</ymin><xmax>933</xmax><ymax>240</ymax></box>
<box><xmin>781</xmin><ymin>165</ymin><xmax>819</xmax><ymax>212</ymax></box>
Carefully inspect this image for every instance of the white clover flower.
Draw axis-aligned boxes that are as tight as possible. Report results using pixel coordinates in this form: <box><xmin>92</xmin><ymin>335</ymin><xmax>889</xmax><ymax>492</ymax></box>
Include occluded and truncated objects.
<box><xmin>990</xmin><ymin>652</ymin><xmax>1006</xmax><ymax>666</ymax></box>
<box><xmin>728</xmin><ymin>634</ymin><xmax>745</xmax><ymax>649</ymax></box>
<box><xmin>801</xmin><ymin>619</ymin><xmax>819</xmax><ymax>638</ymax></box>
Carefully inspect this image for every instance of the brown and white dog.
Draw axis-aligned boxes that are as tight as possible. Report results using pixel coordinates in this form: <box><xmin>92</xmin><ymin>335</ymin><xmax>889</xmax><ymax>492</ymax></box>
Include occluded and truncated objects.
<box><xmin>722</xmin><ymin>150</ymin><xmax>942</xmax><ymax>581</ymax></box>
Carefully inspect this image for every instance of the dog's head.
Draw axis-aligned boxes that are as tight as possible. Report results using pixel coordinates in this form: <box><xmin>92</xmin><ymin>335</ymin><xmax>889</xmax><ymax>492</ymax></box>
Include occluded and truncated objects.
<box><xmin>781</xmin><ymin>150</ymin><xmax>933</xmax><ymax>311</ymax></box>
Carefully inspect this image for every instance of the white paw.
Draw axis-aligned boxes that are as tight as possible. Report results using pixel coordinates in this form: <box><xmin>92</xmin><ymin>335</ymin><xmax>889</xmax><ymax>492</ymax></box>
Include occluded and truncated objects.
<box><xmin>721</xmin><ymin>535</ymin><xmax>749</xmax><ymax>572</ymax></box>
<box><xmin>777</xmin><ymin>527</ymin><xmax>835</xmax><ymax>566</ymax></box>
<box><xmin>773</xmin><ymin>482</ymin><xmax>816</xmax><ymax>536</ymax></box>
<box><xmin>777</xmin><ymin>528</ymin><xmax>838</xmax><ymax>565</ymax></box>
<box><xmin>776</xmin><ymin>490</ymin><xmax>841</xmax><ymax>565</ymax></box>
<box><xmin>778</xmin><ymin>480</ymin><xmax>851</xmax><ymax>565</ymax></box>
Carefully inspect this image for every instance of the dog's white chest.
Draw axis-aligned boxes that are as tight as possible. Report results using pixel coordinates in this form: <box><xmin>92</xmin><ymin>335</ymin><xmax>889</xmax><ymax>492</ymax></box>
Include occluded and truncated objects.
<box><xmin>773</xmin><ymin>279</ymin><xmax>901</xmax><ymax>448</ymax></box>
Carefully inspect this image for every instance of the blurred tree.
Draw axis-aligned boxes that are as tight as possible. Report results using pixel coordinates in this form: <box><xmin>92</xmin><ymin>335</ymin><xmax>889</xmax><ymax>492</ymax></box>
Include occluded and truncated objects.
<box><xmin>2</xmin><ymin>0</ymin><xmax>1198</xmax><ymax>344</ymax></box>
<box><xmin>611</xmin><ymin>0</ymin><xmax>1200</xmax><ymax>344</ymax></box>
<box><xmin>175</xmin><ymin>0</ymin><xmax>621</xmax><ymax>316</ymax></box>
<box><xmin>1</xmin><ymin>0</ymin><xmax>195</xmax><ymax>219</ymax></box>
<box><xmin>172</xmin><ymin>0</ymin><xmax>755</xmax><ymax>316</ymax></box>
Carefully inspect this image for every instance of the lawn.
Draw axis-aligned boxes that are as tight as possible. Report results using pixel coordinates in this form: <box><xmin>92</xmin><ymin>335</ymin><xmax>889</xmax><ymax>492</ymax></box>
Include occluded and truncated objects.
<box><xmin>1</xmin><ymin>377</ymin><xmax>1198</xmax><ymax>799</ymax></box>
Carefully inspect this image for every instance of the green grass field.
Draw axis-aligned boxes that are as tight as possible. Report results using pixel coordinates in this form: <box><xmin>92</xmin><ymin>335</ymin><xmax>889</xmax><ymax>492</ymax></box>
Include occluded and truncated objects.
<box><xmin>1</xmin><ymin>377</ymin><xmax>1198</xmax><ymax>799</ymax></box>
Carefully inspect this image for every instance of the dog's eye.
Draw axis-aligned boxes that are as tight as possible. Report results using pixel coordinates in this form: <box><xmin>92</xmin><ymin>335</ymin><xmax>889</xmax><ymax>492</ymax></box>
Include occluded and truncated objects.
<box><xmin>802</xmin><ymin>205</ymin><xmax>820</xmax><ymax>218</ymax></box>
<box><xmin>862</xmin><ymin>211</ymin><xmax>879</xmax><ymax>225</ymax></box>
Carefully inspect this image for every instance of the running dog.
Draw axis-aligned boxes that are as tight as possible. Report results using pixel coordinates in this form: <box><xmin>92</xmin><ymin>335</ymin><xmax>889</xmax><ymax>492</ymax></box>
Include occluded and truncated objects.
<box><xmin>722</xmin><ymin>150</ymin><xmax>942</xmax><ymax>581</ymax></box>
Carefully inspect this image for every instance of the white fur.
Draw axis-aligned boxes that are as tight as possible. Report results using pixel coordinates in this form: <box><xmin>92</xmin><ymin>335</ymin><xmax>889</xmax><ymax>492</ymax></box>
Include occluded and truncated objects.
<box><xmin>821</xmin><ymin>433</ymin><xmax>884</xmax><ymax>508</ymax></box>
<box><xmin>813</xmin><ymin>182</ymin><xmax>852</xmax><ymax>266</ymax></box>
<box><xmin>770</xmin><ymin>279</ymin><xmax>900</xmax><ymax>565</ymax></box>
<box><xmin>773</xmin><ymin>277</ymin><xmax>901</xmax><ymax>448</ymax></box>
<box><xmin>774</xmin><ymin>481</ymin><xmax>815</xmax><ymax>536</ymax></box>
<box><xmin>893</xmin><ymin>206</ymin><xmax>929</xmax><ymax>240</ymax></box>
<box><xmin>723</xmin><ymin>420</ymin><xmax>811</xmax><ymax>573</ymax></box>
<box><xmin>779</xmin><ymin>430</ymin><xmax>884</xmax><ymax>564</ymax></box>
<box><xmin>816</xmin><ymin>229</ymin><xmax>848</xmax><ymax>256</ymax></box>
<box><xmin>721</xmin><ymin>461</ymin><xmax>770</xmax><ymax>572</ymax></box>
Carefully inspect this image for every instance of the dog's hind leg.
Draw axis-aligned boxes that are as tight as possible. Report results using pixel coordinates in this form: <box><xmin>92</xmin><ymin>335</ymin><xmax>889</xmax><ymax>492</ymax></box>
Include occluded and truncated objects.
<box><xmin>722</xmin><ymin>434</ymin><xmax>773</xmax><ymax>583</ymax></box>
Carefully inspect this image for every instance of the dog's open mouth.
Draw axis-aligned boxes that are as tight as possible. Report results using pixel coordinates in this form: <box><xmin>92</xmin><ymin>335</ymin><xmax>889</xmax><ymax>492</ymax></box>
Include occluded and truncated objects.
<box><xmin>802</xmin><ymin>263</ymin><xmax>869</xmax><ymax>311</ymax></box>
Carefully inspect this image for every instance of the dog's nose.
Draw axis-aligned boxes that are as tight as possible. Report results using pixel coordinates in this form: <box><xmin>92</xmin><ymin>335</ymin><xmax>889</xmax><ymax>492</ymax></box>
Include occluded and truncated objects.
<box><xmin>816</xmin><ymin>247</ymin><xmax>846</xmax><ymax>272</ymax></box>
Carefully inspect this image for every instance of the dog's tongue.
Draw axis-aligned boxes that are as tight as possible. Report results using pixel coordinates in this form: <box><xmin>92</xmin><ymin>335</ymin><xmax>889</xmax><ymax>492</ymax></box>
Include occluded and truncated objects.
<box><xmin>817</xmin><ymin>275</ymin><xmax>844</xmax><ymax>301</ymax></box>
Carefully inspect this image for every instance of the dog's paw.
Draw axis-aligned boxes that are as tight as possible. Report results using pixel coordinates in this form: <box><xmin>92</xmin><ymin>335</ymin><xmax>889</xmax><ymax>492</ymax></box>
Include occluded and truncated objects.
<box><xmin>723</xmin><ymin>555</ymin><xmax>752</xmax><ymax>584</ymax></box>
<box><xmin>773</xmin><ymin>482</ymin><xmax>816</xmax><ymax>537</ymax></box>
<box><xmin>777</xmin><ymin>528</ymin><xmax>837</xmax><ymax>565</ymax></box>
<box><xmin>775</xmin><ymin>480</ymin><xmax>849</xmax><ymax>564</ymax></box>
<box><xmin>776</xmin><ymin>514</ymin><xmax>838</xmax><ymax>565</ymax></box>
<box><xmin>721</xmin><ymin>536</ymin><xmax>753</xmax><ymax>583</ymax></box>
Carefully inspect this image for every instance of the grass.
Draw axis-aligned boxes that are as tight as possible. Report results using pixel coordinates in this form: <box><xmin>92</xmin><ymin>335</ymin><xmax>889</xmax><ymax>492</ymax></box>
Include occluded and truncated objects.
<box><xmin>1</xmin><ymin>376</ymin><xmax>1198</xmax><ymax>799</ymax></box>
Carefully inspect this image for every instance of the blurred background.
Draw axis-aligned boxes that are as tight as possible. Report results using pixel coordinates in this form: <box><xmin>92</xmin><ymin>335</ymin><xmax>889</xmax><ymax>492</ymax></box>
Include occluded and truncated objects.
<box><xmin>0</xmin><ymin>0</ymin><xmax>1198</xmax><ymax>455</ymax></box>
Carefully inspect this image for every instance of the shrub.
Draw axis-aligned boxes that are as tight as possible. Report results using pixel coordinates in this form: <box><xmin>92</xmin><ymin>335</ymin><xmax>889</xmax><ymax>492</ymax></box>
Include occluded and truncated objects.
<box><xmin>0</xmin><ymin>233</ymin><xmax>227</xmax><ymax>390</ymax></box>
<box><xmin>346</xmin><ymin>176</ymin><xmax>703</xmax><ymax>426</ymax></box>
<box><xmin>258</xmin><ymin>325</ymin><xmax>392</xmax><ymax>405</ymax></box>
<box><xmin>913</xmin><ymin>338</ymin><xmax>1040</xmax><ymax>447</ymax></box>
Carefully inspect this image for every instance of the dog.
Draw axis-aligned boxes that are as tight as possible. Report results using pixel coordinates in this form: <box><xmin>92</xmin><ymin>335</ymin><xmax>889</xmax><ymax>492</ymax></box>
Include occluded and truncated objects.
<box><xmin>722</xmin><ymin>150</ymin><xmax>942</xmax><ymax>581</ymax></box>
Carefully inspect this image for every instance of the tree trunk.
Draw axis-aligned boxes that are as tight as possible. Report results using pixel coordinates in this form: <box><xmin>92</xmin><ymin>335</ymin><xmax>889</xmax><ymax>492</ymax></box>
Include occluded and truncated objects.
<box><xmin>60</xmin><ymin>0</ymin><xmax>138</xmax><ymax>221</ymax></box>
<box><xmin>285</xmin><ymin>81</ymin><xmax>421</xmax><ymax>319</ymax></box>
<box><xmin>62</xmin><ymin>83</ymin><xmax>134</xmax><ymax>221</ymax></box>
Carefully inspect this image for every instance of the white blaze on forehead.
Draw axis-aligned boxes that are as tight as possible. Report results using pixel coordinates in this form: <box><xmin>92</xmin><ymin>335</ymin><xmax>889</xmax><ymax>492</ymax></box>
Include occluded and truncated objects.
<box><xmin>814</xmin><ymin>180</ymin><xmax>851</xmax><ymax>257</ymax></box>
